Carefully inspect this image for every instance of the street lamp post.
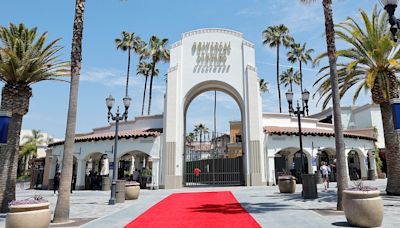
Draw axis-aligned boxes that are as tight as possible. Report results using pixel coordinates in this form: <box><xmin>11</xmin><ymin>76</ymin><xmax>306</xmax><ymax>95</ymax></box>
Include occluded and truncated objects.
<box><xmin>285</xmin><ymin>89</ymin><xmax>310</xmax><ymax>182</ymax></box>
<box><xmin>106</xmin><ymin>95</ymin><xmax>131</xmax><ymax>205</ymax></box>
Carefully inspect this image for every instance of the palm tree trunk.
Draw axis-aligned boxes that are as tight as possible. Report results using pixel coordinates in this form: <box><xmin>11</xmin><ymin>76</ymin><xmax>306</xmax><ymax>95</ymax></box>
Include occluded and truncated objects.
<box><xmin>322</xmin><ymin>0</ymin><xmax>348</xmax><ymax>211</ymax></box>
<box><xmin>53</xmin><ymin>0</ymin><xmax>85</xmax><ymax>223</ymax></box>
<box><xmin>290</xmin><ymin>82</ymin><xmax>293</xmax><ymax>92</ymax></box>
<box><xmin>141</xmin><ymin>75</ymin><xmax>148</xmax><ymax>116</ymax></box>
<box><xmin>299</xmin><ymin>61</ymin><xmax>303</xmax><ymax>93</ymax></box>
<box><xmin>125</xmin><ymin>48</ymin><xmax>131</xmax><ymax>97</ymax></box>
<box><xmin>277</xmin><ymin>45</ymin><xmax>282</xmax><ymax>113</ymax></box>
<box><xmin>380</xmin><ymin>102</ymin><xmax>400</xmax><ymax>195</ymax></box>
<box><xmin>0</xmin><ymin>84</ymin><xmax>32</xmax><ymax>213</ymax></box>
<box><xmin>0</xmin><ymin>114</ymin><xmax>23</xmax><ymax>212</ymax></box>
<box><xmin>299</xmin><ymin>61</ymin><xmax>304</xmax><ymax>110</ymax></box>
<box><xmin>147</xmin><ymin>61</ymin><xmax>156</xmax><ymax>115</ymax></box>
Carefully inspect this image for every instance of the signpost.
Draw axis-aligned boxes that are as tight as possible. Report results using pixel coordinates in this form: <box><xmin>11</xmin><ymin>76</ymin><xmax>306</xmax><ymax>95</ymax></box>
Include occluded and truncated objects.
<box><xmin>391</xmin><ymin>99</ymin><xmax>400</xmax><ymax>131</ymax></box>
<box><xmin>0</xmin><ymin>111</ymin><xmax>11</xmax><ymax>145</ymax></box>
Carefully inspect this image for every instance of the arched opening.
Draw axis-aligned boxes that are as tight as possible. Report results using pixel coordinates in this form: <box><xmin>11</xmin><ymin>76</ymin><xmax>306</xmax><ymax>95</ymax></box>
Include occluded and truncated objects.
<box><xmin>118</xmin><ymin>151</ymin><xmax>152</xmax><ymax>189</ymax></box>
<box><xmin>348</xmin><ymin>150</ymin><xmax>361</xmax><ymax>180</ymax></box>
<box><xmin>274</xmin><ymin>147</ymin><xmax>310</xmax><ymax>183</ymax></box>
<box><xmin>183</xmin><ymin>82</ymin><xmax>244</xmax><ymax>186</ymax></box>
<box><xmin>317</xmin><ymin>148</ymin><xmax>336</xmax><ymax>182</ymax></box>
<box><xmin>84</xmin><ymin>152</ymin><xmax>106</xmax><ymax>190</ymax></box>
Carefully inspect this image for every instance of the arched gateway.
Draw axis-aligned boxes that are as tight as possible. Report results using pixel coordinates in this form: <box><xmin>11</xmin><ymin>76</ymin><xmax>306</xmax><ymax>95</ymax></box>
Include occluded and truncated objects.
<box><xmin>162</xmin><ymin>28</ymin><xmax>265</xmax><ymax>188</ymax></box>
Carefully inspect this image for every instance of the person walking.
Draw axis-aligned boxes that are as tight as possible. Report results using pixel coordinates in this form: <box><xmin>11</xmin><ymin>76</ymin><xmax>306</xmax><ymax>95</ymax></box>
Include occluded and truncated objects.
<box><xmin>132</xmin><ymin>169</ymin><xmax>140</xmax><ymax>182</ymax></box>
<box><xmin>320</xmin><ymin>161</ymin><xmax>331</xmax><ymax>191</ymax></box>
<box><xmin>53</xmin><ymin>172</ymin><xmax>60</xmax><ymax>195</ymax></box>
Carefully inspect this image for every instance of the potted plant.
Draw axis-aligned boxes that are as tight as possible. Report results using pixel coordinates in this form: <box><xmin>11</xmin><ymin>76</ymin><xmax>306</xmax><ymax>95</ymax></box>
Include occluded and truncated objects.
<box><xmin>343</xmin><ymin>181</ymin><xmax>384</xmax><ymax>228</ymax></box>
<box><xmin>125</xmin><ymin>181</ymin><xmax>140</xmax><ymax>200</ymax></box>
<box><xmin>6</xmin><ymin>195</ymin><xmax>51</xmax><ymax>228</ymax></box>
<box><xmin>278</xmin><ymin>170</ymin><xmax>296</xmax><ymax>193</ymax></box>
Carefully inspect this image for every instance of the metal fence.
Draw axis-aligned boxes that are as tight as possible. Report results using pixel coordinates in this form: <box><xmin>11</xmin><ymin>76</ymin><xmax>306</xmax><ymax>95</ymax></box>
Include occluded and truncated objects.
<box><xmin>184</xmin><ymin>156</ymin><xmax>243</xmax><ymax>186</ymax></box>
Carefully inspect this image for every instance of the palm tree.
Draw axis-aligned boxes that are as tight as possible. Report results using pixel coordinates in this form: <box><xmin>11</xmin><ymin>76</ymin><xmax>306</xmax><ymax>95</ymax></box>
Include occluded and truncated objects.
<box><xmin>313</xmin><ymin>6</ymin><xmax>400</xmax><ymax>195</ymax></box>
<box><xmin>137</xmin><ymin>61</ymin><xmax>158</xmax><ymax>116</ymax></box>
<box><xmin>262</xmin><ymin>25</ymin><xmax>293</xmax><ymax>113</ymax></box>
<box><xmin>193</xmin><ymin>123</ymin><xmax>209</xmax><ymax>151</ymax></box>
<box><xmin>287</xmin><ymin>42</ymin><xmax>314</xmax><ymax>95</ymax></box>
<box><xmin>53</xmin><ymin>0</ymin><xmax>86</xmax><ymax>223</ymax></box>
<box><xmin>259</xmin><ymin>79</ymin><xmax>269</xmax><ymax>93</ymax></box>
<box><xmin>20</xmin><ymin>143</ymin><xmax>37</xmax><ymax>159</ymax></box>
<box><xmin>186</xmin><ymin>132</ymin><xmax>195</xmax><ymax>147</ymax></box>
<box><xmin>145</xmin><ymin>36</ymin><xmax>170</xmax><ymax>115</ymax></box>
<box><xmin>23</xmin><ymin>129</ymin><xmax>45</xmax><ymax>146</ymax></box>
<box><xmin>0</xmin><ymin>23</ymin><xmax>68</xmax><ymax>212</ymax></box>
<box><xmin>280</xmin><ymin>68</ymin><xmax>300</xmax><ymax>92</ymax></box>
<box><xmin>115</xmin><ymin>31</ymin><xmax>142</xmax><ymax>97</ymax></box>
<box><xmin>300</xmin><ymin>0</ymin><xmax>348</xmax><ymax>211</ymax></box>
<box><xmin>20</xmin><ymin>130</ymin><xmax>45</xmax><ymax>174</ymax></box>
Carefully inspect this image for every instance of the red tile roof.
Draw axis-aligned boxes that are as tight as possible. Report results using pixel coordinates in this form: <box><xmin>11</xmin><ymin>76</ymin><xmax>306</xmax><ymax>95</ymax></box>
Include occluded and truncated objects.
<box><xmin>49</xmin><ymin>129</ymin><xmax>161</xmax><ymax>147</ymax></box>
<box><xmin>264</xmin><ymin>126</ymin><xmax>376</xmax><ymax>141</ymax></box>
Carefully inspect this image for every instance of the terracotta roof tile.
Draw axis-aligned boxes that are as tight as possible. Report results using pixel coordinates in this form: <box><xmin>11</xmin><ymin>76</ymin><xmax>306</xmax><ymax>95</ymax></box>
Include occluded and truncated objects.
<box><xmin>264</xmin><ymin>126</ymin><xmax>376</xmax><ymax>141</ymax></box>
<box><xmin>49</xmin><ymin>129</ymin><xmax>161</xmax><ymax>147</ymax></box>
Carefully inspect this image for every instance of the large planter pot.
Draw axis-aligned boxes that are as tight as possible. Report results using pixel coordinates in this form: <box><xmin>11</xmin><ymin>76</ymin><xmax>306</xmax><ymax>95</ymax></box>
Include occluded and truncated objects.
<box><xmin>125</xmin><ymin>183</ymin><xmax>140</xmax><ymax>200</ymax></box>
<box><xmin>6</xmin><ymin>202</ymin><xmax>51</xmax><ymax>228</ymax></box>
<box><xmin>343</xmin><ymin>190</ymin><xmax>384</xmax><ymax>228</ymax></box>
<box><xmin>278</xmin><ymin>176</ymin><xmax>296</xmax><ymax>193</ymax></box>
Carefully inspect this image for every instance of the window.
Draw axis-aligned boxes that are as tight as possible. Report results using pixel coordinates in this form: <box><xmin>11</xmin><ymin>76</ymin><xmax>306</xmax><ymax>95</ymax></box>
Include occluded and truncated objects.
<box><xmin>235</xmin><ymin>135</ymin><xmax>242</xmax><ymax>143</ymax></box>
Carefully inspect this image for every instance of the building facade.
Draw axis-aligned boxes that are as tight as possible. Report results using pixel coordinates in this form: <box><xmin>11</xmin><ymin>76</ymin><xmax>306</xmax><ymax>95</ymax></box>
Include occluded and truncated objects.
<box><xmin>46</xmin><ymin>28</ymin><xmax>377</xmax><ymax>190</ymax></box>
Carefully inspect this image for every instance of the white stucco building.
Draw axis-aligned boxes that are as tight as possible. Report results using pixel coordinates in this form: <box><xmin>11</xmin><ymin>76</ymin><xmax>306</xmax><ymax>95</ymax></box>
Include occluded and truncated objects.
<box><xmin>45</xmin><ymin>28</ymin><xmax>377</xmax><ymax>190</ymax></box>
<box><xmin>309</xmin><ymin>104</ymin><xmax>384</xmax><ymax>149</ymax></box>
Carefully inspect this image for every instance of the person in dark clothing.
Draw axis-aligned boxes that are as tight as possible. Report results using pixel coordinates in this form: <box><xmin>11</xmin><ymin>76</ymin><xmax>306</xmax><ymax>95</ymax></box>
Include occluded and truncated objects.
<box><xmin>71</xmin><ymin>174</ymin><xmax>76</xmax><ymax>193</ymax></box>
<box><xmin>53</xmin><ymin>172</ymin><xmax>60</xmax><ymax>194</ymax></box>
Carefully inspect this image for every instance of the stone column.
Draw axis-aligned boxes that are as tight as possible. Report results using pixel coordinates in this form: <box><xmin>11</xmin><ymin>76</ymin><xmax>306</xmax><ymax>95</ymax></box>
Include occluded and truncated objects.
<box><xmin>75</xmin><ymin>159</ymin><xmax>86</xmax><ymax>190</ymax></box>
<box><xmin>151</xmin><ymin>157</ymin><xmax>160</xmax><ymax>189</ymax></box>
<box><xmin>369</xmin><ymin>150</ymin><xmax>377</xmax><ymax>176</ymax></box>
<box><xmin>266</xmin><ymin>155</ymin><xmax>276</xmax><ymax>186</ymax></box>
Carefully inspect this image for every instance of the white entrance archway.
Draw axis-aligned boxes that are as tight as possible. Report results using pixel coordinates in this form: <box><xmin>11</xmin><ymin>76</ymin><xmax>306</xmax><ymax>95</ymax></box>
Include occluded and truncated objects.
<box><xmin>162</xmin><ymin>28</ymin><xmax>264</xmax><ymax>188</ymax></box>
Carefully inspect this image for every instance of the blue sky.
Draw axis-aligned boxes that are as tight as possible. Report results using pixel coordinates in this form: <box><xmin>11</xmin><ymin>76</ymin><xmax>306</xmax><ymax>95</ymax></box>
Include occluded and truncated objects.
<box><xmin>0</xmin><ymin>0</ymin><xmax>380</xmax><ymax>138</ymax></box>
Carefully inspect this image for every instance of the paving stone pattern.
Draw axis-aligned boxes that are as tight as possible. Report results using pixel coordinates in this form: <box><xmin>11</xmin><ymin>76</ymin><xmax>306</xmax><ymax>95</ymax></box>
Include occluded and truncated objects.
<box><xmin>0</xmin><ymin>179</ymin><xmax>399</xmax><ymax>228</ymax></box>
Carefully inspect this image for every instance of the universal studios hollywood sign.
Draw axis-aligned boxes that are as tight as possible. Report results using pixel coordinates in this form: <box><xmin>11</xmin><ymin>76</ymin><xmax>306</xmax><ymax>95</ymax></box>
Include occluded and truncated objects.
<box><xmin>192</xmin><ymin>41</ymin><xmax>231</xmax><ymax>73</ymax></box>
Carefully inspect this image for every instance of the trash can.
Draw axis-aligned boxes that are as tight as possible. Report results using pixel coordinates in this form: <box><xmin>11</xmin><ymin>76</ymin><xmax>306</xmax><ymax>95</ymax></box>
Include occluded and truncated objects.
<box><xmin>102</xmin><ymin>176</ymin><xmax>111</xmax><ymax>191</ymax></box>
<box><xmin>368</xmin><ymin>169</ymin><xmax>376</xmax><ymax>180</ymax></box>
<box><xmin>315</xmin><ymin>171</ymin><xmax>322</xmax><ymax>184</ymax></box>
<box><xmin>301</xmin><ymin>174</ymin><xmax>318</xmax><ymax>199</ymax></box>
<box><xmin>116</xmin><ymin>180</ymin><xmax>126</xmax><ymax>203</ymax></box>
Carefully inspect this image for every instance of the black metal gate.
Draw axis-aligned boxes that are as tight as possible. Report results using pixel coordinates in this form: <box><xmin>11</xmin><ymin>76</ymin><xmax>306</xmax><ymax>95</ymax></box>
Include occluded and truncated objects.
<box><xmin>184</xmin><ymin>132</ymin><xmax>244</xmax><ymax>186</ymax></box>
<box><xmin>184</xmin><ymin>157</ymin><xmax>243</xmax><ymax>186</ymax></box>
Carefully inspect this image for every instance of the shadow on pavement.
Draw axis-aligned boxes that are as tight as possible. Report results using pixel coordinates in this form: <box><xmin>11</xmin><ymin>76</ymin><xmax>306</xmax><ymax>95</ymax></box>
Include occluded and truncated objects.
<box><xmin>262</xmin><ymin>190</ymin><xmax>337</xmax><ymax>203</ymax></box>
<box><xmin>189</xmin><ymin>201</ymin><xmax>304</xmax><ymax>214</ymax></box>
<box><xmin>332</xmin><ymin>221</ymin><xmax>353</xmax><ymax>227</ymax></box>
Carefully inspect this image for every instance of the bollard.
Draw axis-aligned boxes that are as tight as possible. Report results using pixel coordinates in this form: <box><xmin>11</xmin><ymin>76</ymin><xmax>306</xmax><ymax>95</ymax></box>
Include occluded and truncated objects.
<box><xmin>101</xmin><ymin>176</ymin><xmax>111</xmax><ymax>191</ymax></box>
<box><xmin>368</xmin><ymin>169</ymin><xmax>376</xmax><ymax>180</ymax></box>
<box><xmin>315</xmin><ymin>171</ymin><xmax>322</xmax><ymax>184</ymax></box>
<box><xmin>115</xmin><ymin>180</ymin><xmax>126</xmax><ymax>203</ymax></box>
<box><xmin>301</xmin><ymin>174</ymin><xmax>318</xmax><ymax>199</ymax></box>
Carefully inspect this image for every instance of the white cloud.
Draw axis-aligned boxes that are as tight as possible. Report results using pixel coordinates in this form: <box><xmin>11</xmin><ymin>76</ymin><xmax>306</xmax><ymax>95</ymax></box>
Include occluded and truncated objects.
<box><xmin>235</xmin><ymin>8</ymin><xmax>264</xmax><ymax>17</ymax></box>
<box><xmin>80</xmin><ymin>68</ymin><xmax>138</xmax><ymax>87</ymax></box>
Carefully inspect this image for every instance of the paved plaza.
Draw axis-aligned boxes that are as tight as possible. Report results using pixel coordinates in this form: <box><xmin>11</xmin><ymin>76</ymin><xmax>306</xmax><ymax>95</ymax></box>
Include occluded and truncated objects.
<box><xmin>0</xmin><ymin>179</ymin><xmax>399</xmax><ymax>227</ymax></box>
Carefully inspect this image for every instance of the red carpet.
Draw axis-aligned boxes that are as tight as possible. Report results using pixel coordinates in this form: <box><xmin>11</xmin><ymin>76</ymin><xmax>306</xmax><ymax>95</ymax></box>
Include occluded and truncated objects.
<box><xmin>124</xmin><ymin>191</ymin><xmax>260</xmax><ymax>228</ymax></box>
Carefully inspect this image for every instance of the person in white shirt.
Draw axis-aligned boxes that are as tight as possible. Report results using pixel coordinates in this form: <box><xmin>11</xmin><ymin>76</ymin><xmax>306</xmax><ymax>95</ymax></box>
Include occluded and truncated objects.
<box><xmin>320</xmin><ymin>161</ymin><xmax>331</xmax><ymax>191</ymax></box>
